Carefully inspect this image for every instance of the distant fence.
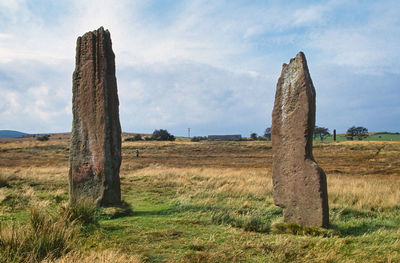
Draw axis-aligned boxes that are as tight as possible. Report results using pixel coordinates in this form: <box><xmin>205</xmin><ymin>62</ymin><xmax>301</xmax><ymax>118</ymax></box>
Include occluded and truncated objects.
<box><xmin>208</xmin><ymin>135</ymin><xmax>242</xmax><ymax>141</ymax></box>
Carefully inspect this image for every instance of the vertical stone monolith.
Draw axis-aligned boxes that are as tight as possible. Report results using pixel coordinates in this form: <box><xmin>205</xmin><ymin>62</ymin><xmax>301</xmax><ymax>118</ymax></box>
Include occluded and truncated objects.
<box><xmin>271</xmin><ymin>52</ymin><xmax>329</xmax><ymax>227</ymax></box>
<box><xmin>69</xmin><ymin>27</ymin><xmax>122</xmax><ymax>206</ymax></box>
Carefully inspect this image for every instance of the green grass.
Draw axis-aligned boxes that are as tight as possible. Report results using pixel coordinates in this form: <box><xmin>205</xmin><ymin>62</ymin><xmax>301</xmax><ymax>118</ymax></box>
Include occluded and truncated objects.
<box><xmin>0</xmin><ymin>206</ymin><xmax>76</xmax><ymax>263</ymax></box>
<box><xmin>91</xmin><ymin>170</ymin><xmax>400</xmax><ymax>262</ymax></box>
<box><xmin>314</xmin><ymin>135</ymin><xmax>347</xmax><ymax>142</ymax></box>
<box><xmin>1</xmin><ymin>171</ymin><xmax>399</xmax><ymax>262</ymax></box>
<box><xmin>0</xmin><ymin>170</ymin><xmax>400</xmax><ymax>262</ymax></box>
<box><xmin>365</xmin><ymin>132</ymin><xmax>400</xmax><ymax>141</ymax></box>
<box><xmin>314</xmin><ymin>132</ymin><xmax>400</xmax><ymax>142</ymax></box>
<box><xmin>1</xmin><ymin>140</ymin><xmax>400</xmax><ymax>262</ymax></box>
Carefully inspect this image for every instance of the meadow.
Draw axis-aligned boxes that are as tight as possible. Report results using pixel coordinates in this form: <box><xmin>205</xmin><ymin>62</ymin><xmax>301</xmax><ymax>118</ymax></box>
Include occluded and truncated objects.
<box><xmin>0</xmin><ymin>135</ymin><xmax>399</xmax><ymax>262</ymax></box>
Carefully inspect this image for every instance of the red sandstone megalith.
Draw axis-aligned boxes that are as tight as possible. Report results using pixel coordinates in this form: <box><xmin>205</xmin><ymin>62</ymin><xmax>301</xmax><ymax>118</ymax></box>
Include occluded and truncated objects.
<box><xmin>271</xmin><ymin>52</ymin><xmax>329</xmax><ymax>227</ymax></box>
<box><xmin>69</xmin><ymin>27</ymin><xmax>122</xmax><ymax>206</ymax></box>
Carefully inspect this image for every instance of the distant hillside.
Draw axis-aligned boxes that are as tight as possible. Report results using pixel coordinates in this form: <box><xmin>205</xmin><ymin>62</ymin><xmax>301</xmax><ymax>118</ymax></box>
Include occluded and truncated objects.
<box><xmin>0</xmin><ymin>130</ymin><xmax>30</xmax><ymax>138</ymax></box>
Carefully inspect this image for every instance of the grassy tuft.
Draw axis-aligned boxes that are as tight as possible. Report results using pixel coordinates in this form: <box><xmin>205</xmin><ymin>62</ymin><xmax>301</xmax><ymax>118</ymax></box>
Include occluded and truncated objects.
<box><xmin>100</xmin><ymin>200</ymin><xmax>134</xmax><ymax>219</ymax></box>
<box><xmin>44</xmin><ymin>250</ymin><xmax>142</xmax><ymax>263</ymax></box>
<box><xmin>60</xmin><ymin>200</ymin><xmax>100</xmax><ymax>226</ymax></box>
<box><xmin>1</xmin><ymin>138</ymin><xmax>400</xmax><ymax>262</ymax></box>
<box><xmin>211</xmin><ymin>210</ymin><xmax>270</xmax><ymax>233</ymax></box>
<box><xmin>0</xmin><ymin>206</ymin><xmax>75</xmax><ymax>263</ymax></box>
<box><xmin>0</xmin><ymin>173</ymin><xmax>11</xmax><ymax>188</ymax></box>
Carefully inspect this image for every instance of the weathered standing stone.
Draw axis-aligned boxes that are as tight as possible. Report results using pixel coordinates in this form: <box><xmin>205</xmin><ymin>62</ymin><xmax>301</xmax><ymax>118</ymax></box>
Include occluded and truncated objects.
<box><xmin>271</xmin><ymin>52</ymin><xmax>329</xmax><ymax>227</ymax></box>
<box><xmin>69</xmin><ymin>27</ymin><xmax>122</xmax><ymax>206</ymax></box>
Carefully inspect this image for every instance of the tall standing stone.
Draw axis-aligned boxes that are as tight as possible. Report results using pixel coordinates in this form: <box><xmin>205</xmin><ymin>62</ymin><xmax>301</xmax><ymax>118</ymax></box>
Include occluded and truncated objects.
<box><xmin>271</xmin><ymin>52</ymin><xmax>329</xmax><ymax>227</ymax></box>
<box><xmin>69</xmin><ymin>27</ymin><xmax>122</xmax><ymax>206</ymax></box>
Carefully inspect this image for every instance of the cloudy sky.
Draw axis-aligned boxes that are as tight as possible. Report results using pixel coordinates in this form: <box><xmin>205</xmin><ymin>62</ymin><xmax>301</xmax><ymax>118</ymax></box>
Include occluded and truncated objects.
<box><xmin>0</xmin><ymin>0</ymin><xmax>399</xmax><ymax>136</ymax></box>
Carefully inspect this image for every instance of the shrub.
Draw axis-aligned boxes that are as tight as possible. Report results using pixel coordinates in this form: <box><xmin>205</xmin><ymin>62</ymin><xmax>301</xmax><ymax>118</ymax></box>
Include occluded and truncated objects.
<box><xmin>36</xmin><ymin>135</ymin><xmax>50</xmax><ymax>141</ymax></box>
<box><xmin>151</xmin><ymin>129</ymin><xmax>175</xmax><ymax>141</ymax></box>
<box><xmin>125</xmin><ymin>134</ymin><xmax>142</xmax><ymax>141</ymax></box>
<box><xmin>133</xmin><ymin>134</ymin><xmax>142</xmax><ymax>141</ymax></box>
<box><xmin>191</xmin><ymin>136</ymin><xmax>207</xmax><ymax>142</ymax></box>
<box><xmin>250</xmin><ymin>133</ymin><xmax>257</xmax><ymax>140</ymax></box>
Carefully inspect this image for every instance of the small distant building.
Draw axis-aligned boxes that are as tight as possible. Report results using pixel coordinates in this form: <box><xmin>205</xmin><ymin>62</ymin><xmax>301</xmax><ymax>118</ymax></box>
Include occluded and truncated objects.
<box><xmin>207</xmin><ymin>135</ymin><xmax>242</xmax><ymax>141</ymax></box>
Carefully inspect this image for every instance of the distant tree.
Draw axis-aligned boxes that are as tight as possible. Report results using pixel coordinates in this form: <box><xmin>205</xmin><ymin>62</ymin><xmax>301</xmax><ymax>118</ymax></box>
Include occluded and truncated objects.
<box><xmin>133</xmin><ymin>134</ymin><xmax>142</xmax><ymax>141</ymax></box>
<box><xmin>314</xmin><ymin>126</ymin><xmax>330</xmax><ymax>141</ymax></box>
<box><xmin>151</xmin><ymin>129</ymin><xmax>175</xmax><ymax>141</ymax></box>
<box><xmin>36</xmin><ymin>135</ymin><xmax>50</xmax><ymax>141</ymax></box>
<box><xmin>264</xmin><ymin>127</ymin><xmax>271</xmax><ymax>141</ymax></box>
<box><xmin>346</xmin><ymin>126</ymin><xmax>368</xmax><ymax>140</ymax></box>
<box><xmin>250</xmin><ymin>132</ymin><xmax>258</xmax><ymax>140</ymax></box>
<box><xmin>191</xmin><ymin>136</ymin><xmax>207</xmax><ymax>142</ymax></box>
<box><xmin>125</xmin><ymin>134</ymin><xmax>142</xmax><ymax>141</ymax></box>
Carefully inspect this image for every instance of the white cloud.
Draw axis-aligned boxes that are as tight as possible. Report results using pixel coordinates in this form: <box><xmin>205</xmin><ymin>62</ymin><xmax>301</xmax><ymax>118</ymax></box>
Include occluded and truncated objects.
<box><xmin>293</xmin><ymin>5</ymin><xmax>327</xmax><ymax>26</ymax></box>
<box><xmin>0</xmin><ymin>0</ymin><xmax>399</xmax><ymax>134</ymax></box>
<box><xmin>1</xmin><ymin>91</ymin><xmax>21</xmax><ymax>115</ymax></box>
<box><xmin>117</xmin><ymin>61</ymin><xmax>274</xmax><ymax>135</ymax></box>
<box><xmin>305</xmin><ymin>1</ymin><xmax>400</xmax><ymax>74</ymax></box>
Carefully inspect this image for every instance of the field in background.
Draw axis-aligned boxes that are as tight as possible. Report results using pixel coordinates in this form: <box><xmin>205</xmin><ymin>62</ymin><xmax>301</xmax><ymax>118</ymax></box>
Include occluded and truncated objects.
<box><xmin>0</xmin><ymin>136</ymin><xmax>399</xmax><ymax>262</ymax></box>
<box><xmin>314</xmin><ymin>132</ymin><xmax>400</xmax><ymax>142</ymax></box>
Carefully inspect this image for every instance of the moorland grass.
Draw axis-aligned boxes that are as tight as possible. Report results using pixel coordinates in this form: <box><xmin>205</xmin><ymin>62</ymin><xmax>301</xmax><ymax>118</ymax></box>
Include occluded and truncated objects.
<box><xmin>0</xmin><ymin>205</ymin><xmax>75</xmax><ymax>263</ymax></box>
<box><xmin>0</xmin><ymin>138</ymin><xmax>399</xmax><ymax>262</ymax></box>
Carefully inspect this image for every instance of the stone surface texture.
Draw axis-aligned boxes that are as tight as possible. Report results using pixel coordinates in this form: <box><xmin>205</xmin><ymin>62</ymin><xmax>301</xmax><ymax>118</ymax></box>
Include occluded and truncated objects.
<box><xmin>271</xmin><ymin>52</ymin><xmax>329</xmax><ymax>227</ymax></box>
<box><xmin>69</xmin><ymin>27</ymin><xmax>122</xmax><ymax>206</ymax></box>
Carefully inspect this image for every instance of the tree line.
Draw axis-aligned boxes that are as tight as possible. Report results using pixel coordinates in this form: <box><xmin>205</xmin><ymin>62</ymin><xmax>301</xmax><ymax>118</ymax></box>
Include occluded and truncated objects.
<box><xmin>125</xmin><ymin>129</ymin><xmax>175</xmax><ymax>141</ymax></box>
<box><xmin>253</xmin><ymin>126</ymin><xmax>369</xmax><ymax>141</ymax></box>
<box><xmin>123</xmin><ymin>126</ymin><xmax>371</xmax><ymax>142</ymax></box>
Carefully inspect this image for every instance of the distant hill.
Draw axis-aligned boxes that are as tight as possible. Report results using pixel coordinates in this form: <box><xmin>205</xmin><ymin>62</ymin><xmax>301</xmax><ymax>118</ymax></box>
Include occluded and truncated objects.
<box><xmin>0</xmin><ymin>130</ymin><xmax>30</xmax><ymax>138</ymax></box>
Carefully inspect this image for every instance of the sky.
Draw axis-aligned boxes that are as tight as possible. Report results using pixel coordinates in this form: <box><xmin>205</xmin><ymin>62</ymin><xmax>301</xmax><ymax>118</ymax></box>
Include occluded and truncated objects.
<box><xmin>0</xmin><ymin>0</ymin><xmax>399</xmax><ymax>137</ymax></box>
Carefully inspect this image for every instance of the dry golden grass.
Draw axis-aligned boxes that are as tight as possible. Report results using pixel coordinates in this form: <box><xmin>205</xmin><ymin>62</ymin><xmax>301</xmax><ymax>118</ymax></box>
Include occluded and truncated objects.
<box><xmin>131</xmin><ymin>167</ymin><xmax>271</xmax><ymax>197</ymax></box>
<box><xmin>328</xmin><ymin>174</ymin><xmax>400</xmax><ymax>210</ymax></box>
<box><xmin>48</xmin><ymin>250</ymin><xmax>142</xmax><ymax>263</ymax></box>
<box><xmin>1</xmin><ymin>136</ymin><xmax>400</xmax><ymax>262</ymax></box>
<box><xmin>1</xmin><ymin>137</ymin><xmax>399</xmax><ymax>214</ymax></box>
<box><xmin>0</xmin><ymin>167</ymin><xmax>67</xmax><ymax>181</ymax></box>
<box><xmin>128</xmin><ymin>165</ymin><xmax>400</xmax><ymax>212</ymax></box>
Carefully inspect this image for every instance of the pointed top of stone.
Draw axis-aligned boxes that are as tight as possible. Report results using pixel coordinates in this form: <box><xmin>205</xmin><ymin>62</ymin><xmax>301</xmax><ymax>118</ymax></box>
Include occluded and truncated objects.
<box><xmin>87</xmin><ymin>26</ymin><xmax>106</xmax><ymax>33</ymax></box>
<box><xmin>283</xmin><ymin>51</ymin><xmax>310</xmax><ymax>74</ymax></box>
<box><xmin>78</xmin><ymin>27</ymin><xmax>110</xmax><ymax>42</ymax></box>
<box><xmin>296</xmin><ymin>51</ymin><xmax>305</xmax><ymax>59</ymax></box>
<box><xmin>282</xmin><ymin>51</ymin><xmax>305</xmax><ymax>66</ymax></box>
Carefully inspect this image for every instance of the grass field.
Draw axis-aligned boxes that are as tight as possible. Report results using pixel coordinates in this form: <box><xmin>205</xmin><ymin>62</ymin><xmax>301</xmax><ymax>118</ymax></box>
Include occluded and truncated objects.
<box><xmin>314</xmin><ymin>132</ymin><xmax>400</xmax><ymax>142</ymax></box>
<box><xmin>365</xmin><ymin>133</ymin><xmax>400</xmax><ymax>141</ymax></box>
<box><xmin>0</xmin><ymin>135</ymin><xmax>399</xmax><ymax>262</ymax></box>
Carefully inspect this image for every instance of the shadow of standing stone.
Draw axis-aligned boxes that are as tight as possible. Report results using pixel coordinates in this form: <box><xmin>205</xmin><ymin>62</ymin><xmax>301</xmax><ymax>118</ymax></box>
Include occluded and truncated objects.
<box><xmin>69</xmin><ymin>27</ymin><xmax>122</xmax><ymax>206</ymax></box>
<box><xmin>271</xmin><ymin>52</ymin><xmax>329</xmax><ymax>228</ymax></box>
